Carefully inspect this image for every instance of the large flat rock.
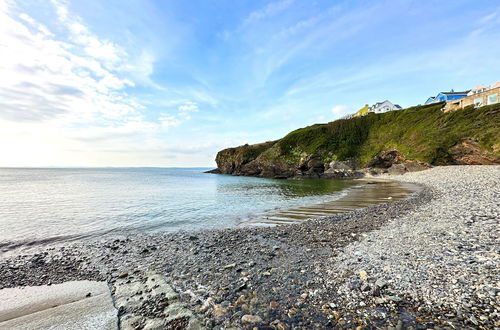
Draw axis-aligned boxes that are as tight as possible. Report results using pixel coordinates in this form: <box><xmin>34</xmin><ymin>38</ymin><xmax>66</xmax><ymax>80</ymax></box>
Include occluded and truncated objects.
<box><xmin>0</xmin><ymin>280</ymin><xmax>117</xmax><ymax>330</ymax></box>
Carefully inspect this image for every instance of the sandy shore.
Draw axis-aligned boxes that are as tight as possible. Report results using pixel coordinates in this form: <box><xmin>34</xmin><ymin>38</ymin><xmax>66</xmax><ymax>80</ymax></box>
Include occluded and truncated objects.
<box><xmin>0</xmin><ymin>165</ymin><xmax>498</xmax><ymax>329</ymax></box>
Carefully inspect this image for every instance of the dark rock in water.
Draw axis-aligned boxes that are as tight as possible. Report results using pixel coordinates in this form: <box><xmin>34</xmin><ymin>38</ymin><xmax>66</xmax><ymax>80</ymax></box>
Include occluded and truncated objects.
<box><xmin>205</xmin><ymin>168</ymin><xmax>221</xmax><ymax>174</ymax></box>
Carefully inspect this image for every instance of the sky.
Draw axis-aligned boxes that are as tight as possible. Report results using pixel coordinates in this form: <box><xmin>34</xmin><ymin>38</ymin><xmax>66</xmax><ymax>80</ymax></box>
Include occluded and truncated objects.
<box><xmin>0</xmin><ymin>0</ymin><xmax>499</xmax><ymax>167</ymax></box>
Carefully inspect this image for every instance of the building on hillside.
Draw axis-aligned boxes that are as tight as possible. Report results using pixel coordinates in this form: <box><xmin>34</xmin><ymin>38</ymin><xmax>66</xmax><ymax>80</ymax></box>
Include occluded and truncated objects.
<box><xmin>467</xmin><ymin>85</ymin><xmax>488</xmax><ymax>96</ymax></box>
<box><xmin>368</xmin><ymin>100</ymin><xmax>402</xmax><ymax>114</ymax></box>
<box><xmin>490</xmin><ymin>81</ymin><xmax>500</xmax><ymax>89</ymax></box>
<box><xmin>353</xmin><ymin>104</ymin><xmax>369</xmax><ymax>117</ymax></box>
<box><xmin>349</xmin><ymin>101</ymin><xmax>401</xmax><ymax>118</ymax></box>
<box><xmin>425</xmin><ymin>89</ymin><xmax>470</xmax><ymax>104</ymax></box>
<box><xmin>444</xmin><ymin>82</ymin><xmax>499</xmax><ymax>112</ymax></box>
<box><xmin>425</xmin><ymin>96</ymin><xmax>436</xmax><ymax>104</ymax></box>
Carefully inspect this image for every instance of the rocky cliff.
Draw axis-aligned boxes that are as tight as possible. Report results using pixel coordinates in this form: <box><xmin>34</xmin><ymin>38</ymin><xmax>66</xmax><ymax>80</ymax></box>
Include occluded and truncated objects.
<box><xmin>211</xmin><ymin>102</ymin><xmax>500</xmax><ymax>178</ymax></box>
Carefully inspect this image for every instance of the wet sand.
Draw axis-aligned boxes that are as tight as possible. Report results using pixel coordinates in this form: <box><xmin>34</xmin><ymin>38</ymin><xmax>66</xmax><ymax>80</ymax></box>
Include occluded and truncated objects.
<box><xmin>245</xmin><ymin>180</ymin><xmax>418</xmax><ymax>226</ymax></box>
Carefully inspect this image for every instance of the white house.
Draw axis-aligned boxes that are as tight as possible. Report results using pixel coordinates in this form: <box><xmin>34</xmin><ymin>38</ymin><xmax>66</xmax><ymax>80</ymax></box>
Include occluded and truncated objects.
<box><xmin>368</xmin><ymin>100</ymin><xmax>402</xmax><ymax>114</ymax></box>
<box><xmin>467</xmin><ymin>84</ymin><xmax>488</xmax><ymax>96</ymax></box>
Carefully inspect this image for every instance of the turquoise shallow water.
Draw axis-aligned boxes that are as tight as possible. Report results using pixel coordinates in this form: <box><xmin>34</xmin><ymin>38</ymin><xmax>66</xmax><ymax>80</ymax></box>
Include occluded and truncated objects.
<box><xmin>0</xmin><ymin>168</ymin><xmax>360</xmax><ymax>250</ymax></box>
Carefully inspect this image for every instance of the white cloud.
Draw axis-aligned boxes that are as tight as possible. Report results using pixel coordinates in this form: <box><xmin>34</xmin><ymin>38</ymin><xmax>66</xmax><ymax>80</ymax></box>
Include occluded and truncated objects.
<box><xmin>159</xmin><ymin>114</ymin><xmax>181</xmax><ymax>129</ymax></box>
<box><xmin>0</xmin><ymin>1</ymin><xmax>176</xmax><ymax>166</ymax></box>
<box><xmin>157</xmin><ymin>101</ymin><xmax>199</xmax><ymax>130</ymax></box>
<box><xmin>331</xmin><ymin>105</ymin><xmax>349</xmax><ymax>115</ymax></box>
<box><xmin>178</xmin><ymin>101</ymin><xmax>199</xmax><ymax>112</ymax></box>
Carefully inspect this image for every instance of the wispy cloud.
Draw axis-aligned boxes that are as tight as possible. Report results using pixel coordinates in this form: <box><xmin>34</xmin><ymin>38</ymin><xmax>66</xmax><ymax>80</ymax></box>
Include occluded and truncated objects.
<box><xmin>243</xmin><ymin>0</ymin><xmax>295</xmax><ymax>26</ymax></box>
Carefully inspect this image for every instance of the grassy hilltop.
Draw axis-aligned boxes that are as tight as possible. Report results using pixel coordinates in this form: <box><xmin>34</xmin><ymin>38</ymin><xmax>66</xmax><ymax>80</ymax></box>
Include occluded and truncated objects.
<box><xmin>214</xmin><ymin>102</ymin><xmax>500</xmax><ymax>178</ymax></box>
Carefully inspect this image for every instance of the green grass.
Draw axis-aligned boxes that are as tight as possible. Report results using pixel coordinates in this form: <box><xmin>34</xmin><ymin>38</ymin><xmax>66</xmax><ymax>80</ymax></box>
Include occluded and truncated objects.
<box><xmin>249</xmin><ymin>102</ymin><xmax>500</xmax><ymax>167</ymax></box>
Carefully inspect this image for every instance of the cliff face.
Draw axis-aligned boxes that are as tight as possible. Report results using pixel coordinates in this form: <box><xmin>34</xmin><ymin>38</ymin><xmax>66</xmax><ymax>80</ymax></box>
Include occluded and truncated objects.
<box><xmin>213</xmin><ymin>102</ymin><xmax>500</xmax><ymax>179</ymax></box>
<box><xmin>214</xmin><ymin>141</ymin><xmax>276</xmax><ymax>175</ymax></box>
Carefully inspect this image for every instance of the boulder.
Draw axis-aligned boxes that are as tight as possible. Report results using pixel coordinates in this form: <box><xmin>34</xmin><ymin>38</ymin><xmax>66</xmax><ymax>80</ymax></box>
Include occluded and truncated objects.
<box><xmin>327</xmin><ymin>159</ymin><xmax>357</xmax><ymax>171</ymax></box>
<box><xmin>367</xmin><ymin>149</ymin><xmax>405</xmax><ymax>168</ymax></box>
<box><xmin>387</xmin><ymin>163</ymin><xmax>407</xmax><ymax>175</ymax></box>
<box><xmin>403</xmin><ymin>160</ymin><xmax>432</xmax><ymax>172</ymax></box>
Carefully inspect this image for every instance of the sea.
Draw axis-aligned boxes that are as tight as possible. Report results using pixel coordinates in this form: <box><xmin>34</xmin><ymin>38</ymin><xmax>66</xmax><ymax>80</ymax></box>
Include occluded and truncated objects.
<box><xmin>0</xmin><ymin>167</ymin><xmax>412</xmax><ymax>254</ymax></box>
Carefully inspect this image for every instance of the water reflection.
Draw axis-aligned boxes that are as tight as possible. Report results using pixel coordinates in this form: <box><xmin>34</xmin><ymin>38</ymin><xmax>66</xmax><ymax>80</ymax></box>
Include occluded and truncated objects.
<box><xmin>245</xmin><ymin>181</ymin><xmax>417</xmax><ymax>226</ymax></box>
<box><xmin>216</xmin><ymin>176</ymin><xmax>359</xmax><ymax>198</ymax></box>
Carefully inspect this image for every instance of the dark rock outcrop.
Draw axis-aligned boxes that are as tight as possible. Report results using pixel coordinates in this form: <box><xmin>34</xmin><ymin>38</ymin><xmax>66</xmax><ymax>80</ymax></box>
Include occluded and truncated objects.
<box><xmin>214</xmin><ymin>141</ymin><xmax>276</xmax><ymax>175</ymax></box>
<box><xmin>364</xmin><ymin>150</ymin><xmax>432</xmax><ymax>175</ymax></box>
<box><xmin>450</xmin><ymin>140</ymin><xmax>500</xmax><ymax>165</ymax></box>
<box><xmin>367</xmin><ymin>149</ymin><xmax>405</xmax><ymax>168</ymax></box>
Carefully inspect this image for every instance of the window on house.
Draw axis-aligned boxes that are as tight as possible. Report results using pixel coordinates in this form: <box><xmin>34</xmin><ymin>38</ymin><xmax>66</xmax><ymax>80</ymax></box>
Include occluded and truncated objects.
<box><xmin>487</xmin><ymin>94</ymin><xmax>498</xmax><ymax>105</ymax></box>
<box><xmin>474</xmin><ymin>97</ymin><xmax>483</xmax><ymax>107</ymax></box>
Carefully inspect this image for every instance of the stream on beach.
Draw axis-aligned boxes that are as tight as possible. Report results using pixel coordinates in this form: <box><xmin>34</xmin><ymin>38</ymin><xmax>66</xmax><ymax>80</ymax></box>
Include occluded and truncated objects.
<box><xmin>0</xmin><ymin>167</ymin><xmax>414</xmax><ymax>254</ymax></box>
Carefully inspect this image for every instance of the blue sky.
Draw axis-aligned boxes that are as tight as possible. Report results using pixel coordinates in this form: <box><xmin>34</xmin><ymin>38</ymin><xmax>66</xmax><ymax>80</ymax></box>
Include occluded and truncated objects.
<box><xmin>1</xmin><ymin>0</ymin><xmax>499</xmax><ymax>167</ymax></box>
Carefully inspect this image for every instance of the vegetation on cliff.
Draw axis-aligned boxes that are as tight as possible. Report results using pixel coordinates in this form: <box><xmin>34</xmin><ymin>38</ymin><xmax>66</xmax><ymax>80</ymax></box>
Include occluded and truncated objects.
<box><xmin>214</xmin><ymin>102</ymin><xmax>500</xmax><ymax>178</ymax></box>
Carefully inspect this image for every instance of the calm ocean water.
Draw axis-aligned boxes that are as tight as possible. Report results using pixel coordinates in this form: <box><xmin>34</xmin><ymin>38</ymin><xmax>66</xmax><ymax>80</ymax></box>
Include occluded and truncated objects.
<box><xmin>0</xmin><ymin>167</ymin><xmax>364</xmax><ymax>252</ymax></box>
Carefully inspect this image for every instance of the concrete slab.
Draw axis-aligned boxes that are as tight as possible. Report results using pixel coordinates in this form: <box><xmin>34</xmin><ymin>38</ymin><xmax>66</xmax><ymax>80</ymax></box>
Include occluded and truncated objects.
<box><xmin>0</xmin><ymin>280</ymin><xmax>117</xmax><ymax>330</ymax></box>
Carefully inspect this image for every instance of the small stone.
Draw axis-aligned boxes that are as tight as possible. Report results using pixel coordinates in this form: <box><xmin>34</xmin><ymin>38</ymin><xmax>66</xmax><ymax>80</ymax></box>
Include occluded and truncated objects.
<box><xmin>85</xmin><ymin>292</ymin><xmax>91</xmax><ymax>297</ymax></box>
<box><xmin>300</xmin><ymin>293</ymin><xmax>308</xmax><ymax>299</ymax></box>
<box><xmin>371</xmin><ymin>286</ymin><xmax>381</xmax><ymax>296</ymax></box>
<box><xmin>235</xmin><ymin>295</ymin><xmax>247</xmax><ymax>306</ymax></box>
<box><xmin>263</xmin><ymin>271</ymin><xmax>271</xmax><ymax>276</ymax></box>
<box><xmin>360</xmin><ymin>283</ymin><xmax>371</xmax><ymax>292</ymax></box>
<box><xmin>386</xmin><ymin>295</ymin><xmax>402</xmax><ymax>303</ymax></box>
<box><xmin>118</xmin><ymin>273</ymin><xmax>128</xmax><ymax>278</ymax></box>
<box><xmin>359</xmin><ymin>270</ymin><xmax>368</xmax><ymax>281</ymax></box>
<box><xmin>224</xmin><ymin>263</ymin><xmax>236</xmax><ymax>269</ymax></box>
<box><xmin>349</xmin><ymin>280</ymin><xmax>360</xmax><ymax>290</ymax></box>
<box><xmin>270</xmin><ymin>319</ymin><xmax>286</xmax><ymax>330</ymax></box>
<box><xmin>287</xmin><ymin>308</ymin><xmax>298</xmax><ymax>317</ymax></box>
<box><xmin>269</xmin><ymin>301</ymin><xmax>279</xmax><ymax>309</ymax></box>
<box><xmin>241</xmin><ymin>314</ymin><xmax>262</xmax><ymax>324</ymax></box>
<box><xmin>213</xmin><ymin>304</ymin><xmax>228</xmax><ymax>318</ymax></box>
<box><xmin>375</xmin><ymin>279</ymin><xmax>386</xmax><ymax>288</ymax></box>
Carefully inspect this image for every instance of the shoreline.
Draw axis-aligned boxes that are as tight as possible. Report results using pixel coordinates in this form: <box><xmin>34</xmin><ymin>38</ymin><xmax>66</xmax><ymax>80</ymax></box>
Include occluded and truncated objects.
<box><xmin>1</xmin><ymin>165</ymin><xmax>498</xmax><ymax>329</ymax></box>
<box><xmin>0</xmin><ymin>178</ymin><xmax>416</xmax><ymax>257</ymax></box>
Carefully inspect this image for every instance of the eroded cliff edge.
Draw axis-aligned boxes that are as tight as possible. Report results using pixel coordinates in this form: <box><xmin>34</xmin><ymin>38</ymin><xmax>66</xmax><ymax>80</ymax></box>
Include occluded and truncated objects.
<box><xmin>210</xmin><ymin>102</ymin><xmax>500</xmax><ymax>178</ymax></box>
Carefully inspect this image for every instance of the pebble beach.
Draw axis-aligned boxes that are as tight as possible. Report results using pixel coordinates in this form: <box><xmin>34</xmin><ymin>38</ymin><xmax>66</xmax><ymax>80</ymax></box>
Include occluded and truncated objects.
<box><xmin>0</xmin><ymin>165</ymin><xmax>498</xmax><ymax>329</ymax></box>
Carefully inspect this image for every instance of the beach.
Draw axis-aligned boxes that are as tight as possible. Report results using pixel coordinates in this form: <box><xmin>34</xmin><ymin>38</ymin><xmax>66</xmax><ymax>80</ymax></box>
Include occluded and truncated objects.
<box><xmin>0</xmin><ymin>165</ymin><xmax>498</xmax><ymax>329</ymax></box>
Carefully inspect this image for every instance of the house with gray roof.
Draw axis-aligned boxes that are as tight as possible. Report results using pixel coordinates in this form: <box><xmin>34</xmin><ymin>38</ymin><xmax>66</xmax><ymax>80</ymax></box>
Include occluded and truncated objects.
<box><xmin>368</xmin><ymin>100</ymin><xmax>402</xmax><ymax>114</ymax></box>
